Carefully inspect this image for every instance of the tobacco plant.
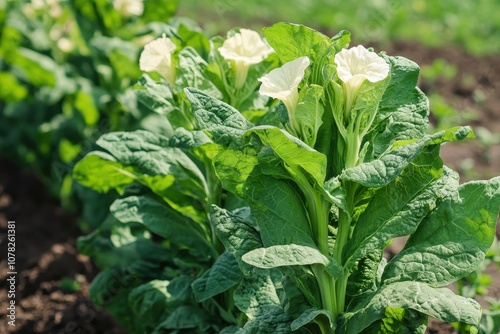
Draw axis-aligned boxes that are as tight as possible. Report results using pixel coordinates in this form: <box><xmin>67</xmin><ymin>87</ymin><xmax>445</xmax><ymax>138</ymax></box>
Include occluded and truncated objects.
<box><xmin>74</xmin><ymin>22</ymin><xmax>500</xmax><ymax>333</ymax></box>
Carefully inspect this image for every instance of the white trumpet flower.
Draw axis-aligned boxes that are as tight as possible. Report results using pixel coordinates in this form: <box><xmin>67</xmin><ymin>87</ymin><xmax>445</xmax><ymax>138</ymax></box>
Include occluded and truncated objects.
<box><xmin>139</xmin><ymin>34</ymin><xmax>177</xmax><ymax>86</ymax></box>
<box><xmin>218</xmin><ymin>29</ymin><xmax>274</xmax><ymax>89</ymax></box>
<box><xmin>334</xmin><ymin>45</ymin><xmax>390</xmax><ymax>114</ymax></box>
<box><xmin>258</xmin><ymin>56</ymin><xmax>310</xmax><ymax>115</ymax></box>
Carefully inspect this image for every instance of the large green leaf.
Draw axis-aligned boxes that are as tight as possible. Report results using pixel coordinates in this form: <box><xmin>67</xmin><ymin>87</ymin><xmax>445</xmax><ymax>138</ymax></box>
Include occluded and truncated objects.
<box><xmin>73</xmin><ymin>151</ymin><xmax>137</xmax><ymax>193</ymax></box>
<box><xmin>343</xmin><ymin>146</ymin><xmax>456</xmax><ymax>269</ymax></box>
<box><xmin>211</xmin><ymin>205</ymin><xmax>263</xmax><ymax>274</ymax></box>
<box><xmin>185</xmin><ymin>88</ymin><xmax>253</xmax><ymax>147</ymax></box>
<box><xmin>128</xmin><ymin>280</ymin><xmax>173</xmax><ymax>332</ymax></box>
<box><xmin>263</xmin><ymin>23</ymin><xmax>349</xmax><ymax>87</ymax></box>
<box><xmin>244</xmin><ymin>125</ymin><xmax>327</xmax><ymax>187</ymax></box>
<box><xmin>367</xmin><ymin>55</ymin><xmax>430</xmax><ymax>159</ymax></box>
<box><xmin>94</xmin><ymin>130</ymin><xmax>208</xmax><ymax>219</ymax></box>
<box><xmin>244</xmin><ymin>170</ymin><xmax>314</xmax><ymax>247</ymax></box>
<box><xmin>340</xmin><ymin>282</ymin><xmax>481</xmax><ymax>333</ymax></box>
<box><xmin>242</xmin><ymin>244</ymin><xmax>341</xmax><ymax>277</ymax></box>
<box><xmin>192</xmin><ymin>251</ymin><xmax>243</xmax><ymax>302</ymax></box>
<box><xmin>242</xmin><ymin>305</ymin><xmax>299</xmax><ymax>334</ymax></box>
<box><xmin>234</xmin><ymin>269</ymin><xmax>281</xmax><ymax>320</ymax></box>
<box><xmin>110</xmin><ymin>195</ymin><xmax>212</xmax><ymax>257</ymax></box>
<box><xmin>341</xmin><ymin>126</ymin><xmax>473</xmax><ymax>188</ymax></box>
<box><xmin>383</xmin><ymin>176</ymin><xmax>500</xmax><ymax>287</ymax></box>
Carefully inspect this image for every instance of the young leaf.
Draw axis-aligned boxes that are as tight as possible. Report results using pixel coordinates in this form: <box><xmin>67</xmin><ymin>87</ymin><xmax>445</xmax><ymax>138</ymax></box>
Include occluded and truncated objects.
<box><xmin>382</xmin><ymin>176</ymin><xmax>500</xmax><ymax>287</ymax></box>
<box><xmin>263</xmin><ymin>22</ymin><xmax>343</xmax><ymax>86</ymax></box>
<box><xmin>192</xmin><ymin>251</ymin><xmax>243</xmax><ymax>302</ymax></box>
<box><xmin>175</xmin><ymin>47</ymin><xmax>223</xmax><ymax>99</ymax></box>
<box><xmin>294</xmin><ymin>84</ymin><xmax>324</xmax><ymax>147</ymax></box>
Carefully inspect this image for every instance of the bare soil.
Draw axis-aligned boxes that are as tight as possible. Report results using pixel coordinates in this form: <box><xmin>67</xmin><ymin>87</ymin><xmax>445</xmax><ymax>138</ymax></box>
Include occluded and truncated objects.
<box><xmin>0</xmin><ymin>41</ymin><xmax>499</xmax><ymax>334</ymax></box>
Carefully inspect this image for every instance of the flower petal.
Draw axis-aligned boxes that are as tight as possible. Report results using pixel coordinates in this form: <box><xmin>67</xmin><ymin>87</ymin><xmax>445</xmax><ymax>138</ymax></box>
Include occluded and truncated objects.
<box><xmin>334</xmin><ymin>45</ymin><xmax>389</xmax><ymax>84</ymax></box>
<box><xmin>218</xmin><ymin>29</ymin><xmax>274</xmax><ymax>65</ymax></box>
<box><xmin>258</xmin><ymin>56</ymin><xmax>310</xmax><ymax>100</ymax></box>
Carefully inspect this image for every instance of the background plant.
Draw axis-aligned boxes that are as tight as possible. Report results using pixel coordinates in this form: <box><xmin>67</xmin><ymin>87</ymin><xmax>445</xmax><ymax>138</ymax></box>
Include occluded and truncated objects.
<box><xmin>0</xmin><ymin>0</ymin><xmax>178</xmax><ymax>203</ymax></box>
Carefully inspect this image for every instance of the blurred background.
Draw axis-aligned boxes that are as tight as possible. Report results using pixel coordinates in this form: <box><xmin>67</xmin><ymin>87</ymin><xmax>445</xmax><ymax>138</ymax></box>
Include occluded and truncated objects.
<box><xmin>0</xmin><ymin>0</ymin><xmax>499</xmax><ymax>333</ymax></box>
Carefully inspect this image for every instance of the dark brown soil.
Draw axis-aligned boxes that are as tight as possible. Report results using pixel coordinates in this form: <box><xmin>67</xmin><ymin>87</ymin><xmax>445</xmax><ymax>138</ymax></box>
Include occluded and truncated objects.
<box><xmin>0</xmin><ymin>156</ymin><xmax>128</xmax><ymax>334</ymax></box>
<box><xmin>0</xmin><ymin>41</ymin><xmax>499</xmax><ymax>334</ymax></box>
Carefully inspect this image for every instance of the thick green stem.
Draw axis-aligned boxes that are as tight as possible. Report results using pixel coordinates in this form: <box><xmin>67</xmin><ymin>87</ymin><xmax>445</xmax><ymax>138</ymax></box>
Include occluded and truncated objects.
<box><xmin>333</xmin><ymin>181</ymin><xmax>356</xmax><ymax>315</ymax></box>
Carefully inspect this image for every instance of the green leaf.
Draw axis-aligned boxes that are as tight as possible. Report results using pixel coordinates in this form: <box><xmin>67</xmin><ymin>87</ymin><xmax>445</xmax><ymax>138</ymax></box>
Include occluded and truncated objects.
<box><xmin>213</xmin><ymin>148</ymin><xmax>259</xmax><ymax>196</ymax></box>
<box><xmin>110</xmin><ymin>195</ymin><xmax>212</xmax><ymax>257</ymax></box>
<box><xmin>291</xmin><ymin>308</ymin><xmax>334</xmax><ymax>331</ymax></box>
<box><xmin>169</xmin><ymin>127</ymin><xmax>212</xmax><ymax>148</ymax></box>
<box><xmin>175</xmin><ymin>47</ymin><xmax>222</xmax><ymax>99</ymax></box>
<box><xmin>341</xmin><ymin>126</ymin><xmax>473</xmax><ymax>187</ymax></box>
<box><xmin>382</xmin><ymin>177</ymin><xmax>500</xmax><ymax>287</ymax></box>
<box><xmin>364</xmin><ymin>307</ymin><xmax>428</xmax><ymax>334</ymax></box>
<box><xmin>295</xmin><ymin>84</ymin><xmax>324</xmax><ymax>147</ymax></box>
<box><xmin>185</xmin><ymin>88</ymin><xmax>253</xmax><ymax>147</ymax></box>
<box><xmin>177</xmin><ymin>23</ymin><xmax>210</xmax><ymax>59</ymax></box>
<box><xmin>263</xmin><ymin>22</ymin><xmax>342</xmax><ymax>86</ymax></box>
<box><xmin>245</xmin><ymin>125</ymin><xmax>327</xmax><ymax>187</ymax></box>
<box><xmin>135</xmin><ymin>74</ymin><xmax>177</xmax><ymax>115</ymax></box>
<box><xmin>128</xmin><ymin>280</ymin><xmax>173</xmax><ymax>332</ymax></box>
<box><xmin>243</xmin><ymin>170</ymin><xmax>314</xmax><ymax>247</ymax></box>
<box><xmin>234</xmin><ymin>269</ymin><xmax>281</xmax><ymax>320</ymax></box>
<box><xmin>74</xmin><ymin>90</ymin><xmax>99</xmax><ymax>126</ymax></box>
<box><xmin>192</xmin><ymin>251</ymin><xmax>243</xmax><ymax>302</ymax></box>
<box><xmin>344</xmin><ymin>145</ymin><xmax>454</xmax><ymax>269</ymax></box>
<box><xmin>142</xmin><ymin>0</ymin><xmax>179</xmax><ymax>22</ymax></box>
<box><xmin>213</xmin><ymin>146</ymin><xmax>314</xmax><ymax>247</ymax></box>
<box><xmin>210</xmin><ymin>205</ymin><xmax>263</xmax><ymax>274</ymax></box>
<box><xmin>368</xmin><ymin>55</ymin><xmax>430</xmax><ymax>158</ymax></box>
<box><xmin>88</xmin><ymin>268</ymin><xmax>144</xmax><ymax>333</ymax></box>
<box><xmin>340</xmin><ymin>282</ymin><xmax>481</xmax><ymax>333</ymax></box>
<box><xmin>95</xmin><ymin>130</ymin><xmax>208</xmax><ymax>220</ymax></box>
<box><xmin>242</xmin><ymin>244</ymin><xmax>341</xmax><ymax>277</ymax></box>
<box><xmin>73</xmin><ymin>151</ymin><xmax>137</xmax><ymax>193</ymax></box>
<box><xmin>242</xmin><ymin>305</ymin><xmax>297</xmax><ymax>334</ymax></box>
<box><xmin>347</xmin><ymin>249</ymin><xmax>386</xmax><ymax>297</ymax></box>
<box><xmin>153</xmin><ymin>305</ymin><xmax>211</xmax><ymax>331</ymax></box>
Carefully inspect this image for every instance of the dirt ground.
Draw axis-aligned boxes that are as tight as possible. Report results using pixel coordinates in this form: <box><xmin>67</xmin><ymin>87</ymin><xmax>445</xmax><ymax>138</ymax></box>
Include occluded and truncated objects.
<box><xmin>0</xmin><ymin>41</ymin><xmax>499</xmax><ymax>334</ymax></box>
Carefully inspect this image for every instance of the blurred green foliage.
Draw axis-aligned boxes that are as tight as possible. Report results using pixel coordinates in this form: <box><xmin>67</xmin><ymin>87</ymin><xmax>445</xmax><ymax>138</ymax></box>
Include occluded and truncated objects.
<box><xmin>0</xmin><ymin>0</ymin><xmax>178</xmax><ymax>201</ymax></box>
<box><xmin>178</xmin><ymin>0</ymin><xmax>500</xmax><ymax>55</ymax></box>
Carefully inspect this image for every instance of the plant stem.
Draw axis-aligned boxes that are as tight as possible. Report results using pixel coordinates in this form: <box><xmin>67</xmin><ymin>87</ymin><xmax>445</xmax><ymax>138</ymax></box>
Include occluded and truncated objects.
<box><xmin>205</xmin><ymin>161</ymin><xmax>224</xmax><ymax>255</ymax></box>
<box><xmin>333</xmin><ymin>181</ymin><xmax>356</xmax><ymax>315</ymax></box>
